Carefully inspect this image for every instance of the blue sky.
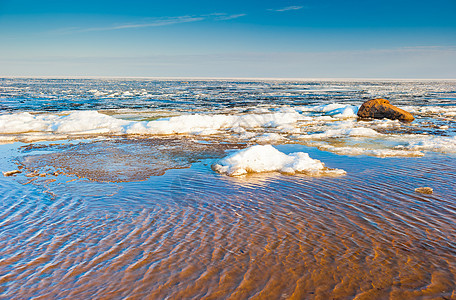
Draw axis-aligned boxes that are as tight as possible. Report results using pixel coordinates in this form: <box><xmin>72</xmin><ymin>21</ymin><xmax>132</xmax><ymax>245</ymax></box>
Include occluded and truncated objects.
<box><xmin>0</xmin><ymin>0</ymin><xmax>455</xmax><ymax>78</ymax></box>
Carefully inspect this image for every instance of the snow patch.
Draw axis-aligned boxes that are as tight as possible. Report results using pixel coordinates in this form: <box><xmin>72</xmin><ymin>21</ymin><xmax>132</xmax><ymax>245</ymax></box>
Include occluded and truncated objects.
<box><xmin>212</xmin><ymin>145</ymin><xmax>346</xmax><ymax>176</ymax></box>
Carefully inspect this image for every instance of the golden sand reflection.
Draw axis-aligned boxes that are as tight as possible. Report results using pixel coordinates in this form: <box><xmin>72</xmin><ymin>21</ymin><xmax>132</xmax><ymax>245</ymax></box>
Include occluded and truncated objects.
<box><xmin>18</xmin><ymin>138</ymin><xmax>243</xmax><ymax>183</ymax></box>
<box><xmin>0</xmin><ymin>139</ymin><xmax>455</xmax><ymax>299</ymax></box>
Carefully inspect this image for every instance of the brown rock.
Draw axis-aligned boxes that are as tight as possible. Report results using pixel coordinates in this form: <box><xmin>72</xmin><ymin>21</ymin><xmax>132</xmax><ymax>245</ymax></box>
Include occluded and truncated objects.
<box><xmin>357</xmin><ymin>98</ymin><xmax>414</xmax><ymax>121</ymax></box>
<box><xmin>415</xmin><ymin>187</ymin><xmax>433</xmax><ymax>194</ymax></box>
<box><xmin>2</xmin><ymin>170</ymin><xmax>21</xmax><ymax>177</ymax></box>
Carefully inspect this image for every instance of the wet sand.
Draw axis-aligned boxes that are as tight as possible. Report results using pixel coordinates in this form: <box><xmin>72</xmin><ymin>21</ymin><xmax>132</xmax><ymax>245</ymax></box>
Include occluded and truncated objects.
<box><xmin>0</xmin><ymin>140</ymin><xmax>455</xmax><ymax>299</ymax></box>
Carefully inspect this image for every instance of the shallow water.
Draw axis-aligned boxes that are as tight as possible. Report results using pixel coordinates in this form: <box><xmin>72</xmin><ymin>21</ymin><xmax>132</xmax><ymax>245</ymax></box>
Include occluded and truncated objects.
<box><xmin>0</xmin><ymin>79</ymin><xmax>456</xmax><ymax>299</ymax></box>
<box><xmin>1</xmin><ymin>141</ymin><xmax>455</xmax><ymax>299</ymax></box>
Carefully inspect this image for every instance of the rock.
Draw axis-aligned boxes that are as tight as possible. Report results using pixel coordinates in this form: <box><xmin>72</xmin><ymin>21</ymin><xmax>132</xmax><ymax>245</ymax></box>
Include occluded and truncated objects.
<box><xmin>26</xmin><ymin>171</ymin><xmax>39</xmax><ymax>177</ymax></box>
<box><xmin>357</xmin><ymin>98</ymin><xmax>414</xmax><ymax>121</ymax></box>
<box><xmin>415</xmin><ymin>187</ymin><xmax>433</xmax><ymax>194</ymax></box>
<box><xmin>2</xmin><ymin>170</ymin><xmax>21</xmax><ymax>176</ymax></box>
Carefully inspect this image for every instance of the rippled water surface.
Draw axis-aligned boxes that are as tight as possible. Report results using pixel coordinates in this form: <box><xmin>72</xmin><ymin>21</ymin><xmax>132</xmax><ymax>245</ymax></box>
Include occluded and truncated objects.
<box><xmin>1</xmin><ymin>141</ymin><xmax>455</xmax><ymax>299</ymax></box>
<box><xmin>1</xmin><ymin>78</ymin><xmax>455</xmax><ymax>112</ymax></box>
<box><xmin>0</xmin><ymin>79</ymin><xmax>456</xmax><ymax>299</ymax></box>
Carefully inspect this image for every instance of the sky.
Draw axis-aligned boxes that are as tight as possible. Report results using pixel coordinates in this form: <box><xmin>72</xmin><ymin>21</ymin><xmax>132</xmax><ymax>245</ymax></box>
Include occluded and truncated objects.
<box><xmin>0</xmin><ymin>0</ymin><xmax>455</xmax><ymax>78</ymax></box>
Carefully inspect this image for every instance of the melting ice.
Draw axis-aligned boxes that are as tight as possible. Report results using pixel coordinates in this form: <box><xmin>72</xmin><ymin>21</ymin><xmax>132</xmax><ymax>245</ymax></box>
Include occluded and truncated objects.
<box><xmin>0</xmin><ymin>79</ymin><xmax>455</xmax><ymax>157</ymax></box>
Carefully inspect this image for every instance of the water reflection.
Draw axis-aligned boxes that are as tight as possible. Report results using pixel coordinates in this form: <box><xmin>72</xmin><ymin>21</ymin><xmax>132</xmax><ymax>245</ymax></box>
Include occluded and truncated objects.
<box><xmin>0</xmin><ymin>142</ymin><xmax>455</xmax><ymax>299</ymax></box>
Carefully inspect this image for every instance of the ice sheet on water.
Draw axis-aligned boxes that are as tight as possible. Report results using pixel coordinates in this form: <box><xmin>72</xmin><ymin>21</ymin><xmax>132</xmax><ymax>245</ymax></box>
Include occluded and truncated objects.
<box><xmin>0</xmin><ymin>110</ymin><xmax>300</xmax><ymax>136</ymax></box>
<box><xmin>1</xmin><ymin>78</ymin><xmax>455</xmax><ymax>158</ymax></box>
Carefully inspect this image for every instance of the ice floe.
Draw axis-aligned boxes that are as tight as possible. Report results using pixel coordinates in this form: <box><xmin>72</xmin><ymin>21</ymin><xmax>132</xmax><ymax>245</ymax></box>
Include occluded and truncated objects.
<box><xmin>0</xmin><ymin>103</ymin><xmax>454</xmax><ymax>157</ymax></box>
<box><xmin>400</xmin><ymin>136</ymin><xmax>456</xmax><ymax>153</ymax></box>
<box><xmin>212</xmin><ymin>145</ymin><xmax>346</xmax><ymax>176</ymax></box>
<box><xmin>0</xmin><ymin>110</ymin><xmax>299</xmax><ymax>136</ymax></box>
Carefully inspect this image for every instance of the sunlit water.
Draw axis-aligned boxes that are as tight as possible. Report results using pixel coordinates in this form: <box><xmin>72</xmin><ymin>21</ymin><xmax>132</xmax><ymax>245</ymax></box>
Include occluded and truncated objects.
<box><xmin>0</xmin><ymin>79</ymin><xmax>455</xmax><ymax>299</ymax></box>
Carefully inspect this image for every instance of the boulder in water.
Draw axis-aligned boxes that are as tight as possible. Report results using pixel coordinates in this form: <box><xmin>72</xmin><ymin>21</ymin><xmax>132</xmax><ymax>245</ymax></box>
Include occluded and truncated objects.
<box><xmin>357</xmin><ymin>98</ymin><xmax>414</xmax><ymax>121</ymax></box>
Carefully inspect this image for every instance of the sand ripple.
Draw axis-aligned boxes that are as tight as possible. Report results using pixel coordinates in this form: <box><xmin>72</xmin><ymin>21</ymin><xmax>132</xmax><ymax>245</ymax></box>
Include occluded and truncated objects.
<box><xmin>0</xmin><ymin>143</ymin><xmax>455</xmax><ymax>299</ymax></box>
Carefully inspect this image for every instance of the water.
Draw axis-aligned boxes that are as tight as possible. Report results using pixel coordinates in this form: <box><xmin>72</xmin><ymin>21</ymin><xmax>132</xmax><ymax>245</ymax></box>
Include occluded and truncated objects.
<box><xmin>1</xmin><ymin>78</ymin><xmax>455</xmax><ymax>113</ymax></box>
<box><xmin>1</xmin><ymin>78</ymin><xmax>455</xmax><ymax>156</ymax></box>
<box><xmin>0</xmin><ymin>78</ymin><xmax>455</xmax><ymax>299</ymax></box>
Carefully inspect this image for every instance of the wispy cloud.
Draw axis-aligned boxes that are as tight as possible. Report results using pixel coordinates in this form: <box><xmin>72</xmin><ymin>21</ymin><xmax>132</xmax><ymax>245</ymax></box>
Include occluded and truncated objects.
<box><xmin>269</xmin><ymin>6</ymin><xmax>304</xmax><ymax>12</ymax></box>
<box><xmin>51</xmin><ymin>13</ymin><xmax>247</xmax><ymax>35</ymax></box>
<box><xmin>51</xmin><ymin>16</ymin><xmax>204</xmax><ymax>34</ymax></box>
<box><xmin>89</xmin><ymin>16</ymin><xmax>204</xmax><ymax>31</ymax></box>
<box><xmin>215</xmin><ymin>14</ymin><xmax>247</xmax><ymax>21</ymax></box>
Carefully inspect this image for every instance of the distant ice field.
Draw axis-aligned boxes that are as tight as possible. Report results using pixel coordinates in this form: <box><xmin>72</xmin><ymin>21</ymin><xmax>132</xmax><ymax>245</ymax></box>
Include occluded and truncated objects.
<box><xmin>0</xmin><ymin>78</ymin><xmax>455</xmax><ymax>157</ymax></box>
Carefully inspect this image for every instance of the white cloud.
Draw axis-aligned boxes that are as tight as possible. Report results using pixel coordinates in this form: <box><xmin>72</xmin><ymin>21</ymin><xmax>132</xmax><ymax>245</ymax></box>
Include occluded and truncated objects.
<box><xmin>50</xmin><ymin>13</ymin><xmax>247</xmax><ymax>35</ymax></box>
<box><xmin>51</xmin><ymin>16</ymin><xmax>204</xmax><ymax>34</ymax></box>
<box><xmin>215</xmin><ymin>14</ymin><xmax>247</xmax><ymax>21</ymax></box>
<box><xmin>91</xmin><ymin>17</ymin><xmax>205</xmax><ymax>31</ymax></box>
<box><xmin>270</xmin><ymin>6</ymin><xmax>304</xmax><ymax>12</ymax></box>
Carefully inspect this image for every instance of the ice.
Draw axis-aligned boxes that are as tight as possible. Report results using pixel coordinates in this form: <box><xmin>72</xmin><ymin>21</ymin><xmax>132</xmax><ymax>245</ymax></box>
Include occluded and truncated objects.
<box><xmin>0</xmin><ymin>111</ymin><xmax>128</xmax><ymax>135</ymax></box>
<box><xmin>53</xmin><ymin>111</ymin><xmax>128</xmax><ymax>134</ymax></box>
<box><xmin>311</xmin><ymin>104</ymin><xmax>353</xmax><ymax>112</ymax></box>
<box><xmin>401</xmin><ymin>136</ymin><xmax>456</xmax><ymax>153</ymax></box>
<box><xmin>212</xmin><ymin>145</ymin><xmax>346</xmax><ymax>176</ymax></box>
<box><xmin>319</xmin><ymin>145</ymin><xmax>425</xmax><ymax>157</ymax></box>
<box><xmin>402</xmin><ymin>105</ymin><xmax>456</xmax><ymax>117</ymax></box>
<box><xmin>322</xmin><ymin>105</ymin><xmax>359</xmax><ymax>118</ymax></box>
<box><xmin>303</xmin><ymin>127</ymin><xmax>381</xmax><ymax>139</ymax></box>
<box><xmin>252</xmin><ymin>133</ymin><xmax>285</xmax><ymax>143</ymax></box>
<box><xmin>89</xmin><ymin>89</ymin><xmax>108</xmax><ymax>97</ymax></box>
<box><xmin>0</xmin><ymin>94</ymin><xmax>454</xmax><ymax>158</ymax></box>
<box><xmin>0</xmin><ymin>110</ymin><xmax>300</xmax><ymax>136</ymax></box>
<box><xmin>299</xmin><ymin>104</ymin><xmax>359</xmax><ymax>118</ymax></box>
<box><xmin>0</xmin><ymin>112</ymin><xmax>58</xmax><ymax>133</ymax></box>
<box><xmin>127</xmin><ymin>111</ymin><xmax>300</xmax><ymax>135</ymax></box>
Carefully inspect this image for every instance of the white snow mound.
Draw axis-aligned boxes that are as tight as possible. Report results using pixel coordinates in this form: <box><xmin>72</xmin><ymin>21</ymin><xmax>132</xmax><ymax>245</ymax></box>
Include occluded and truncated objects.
<box><xmin>212</xmin><ymin>145</ymin><xmax>346</xmax><ymax>176</ymax></box>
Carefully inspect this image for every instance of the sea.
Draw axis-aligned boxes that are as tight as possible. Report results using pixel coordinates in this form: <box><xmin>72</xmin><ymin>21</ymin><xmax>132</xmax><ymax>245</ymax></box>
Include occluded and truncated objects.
<box><xmin>0</xmin><ymin>78</ymin><xmax>455</xmax><ymax>299</ymax></box>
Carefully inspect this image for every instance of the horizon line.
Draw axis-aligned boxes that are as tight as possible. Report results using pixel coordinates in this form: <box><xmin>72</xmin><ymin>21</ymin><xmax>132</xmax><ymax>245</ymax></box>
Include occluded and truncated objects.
<box><xmin>1</xmin><ymin>75</ymin><xmax>455</xmax><ymax>81</ymax></box>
